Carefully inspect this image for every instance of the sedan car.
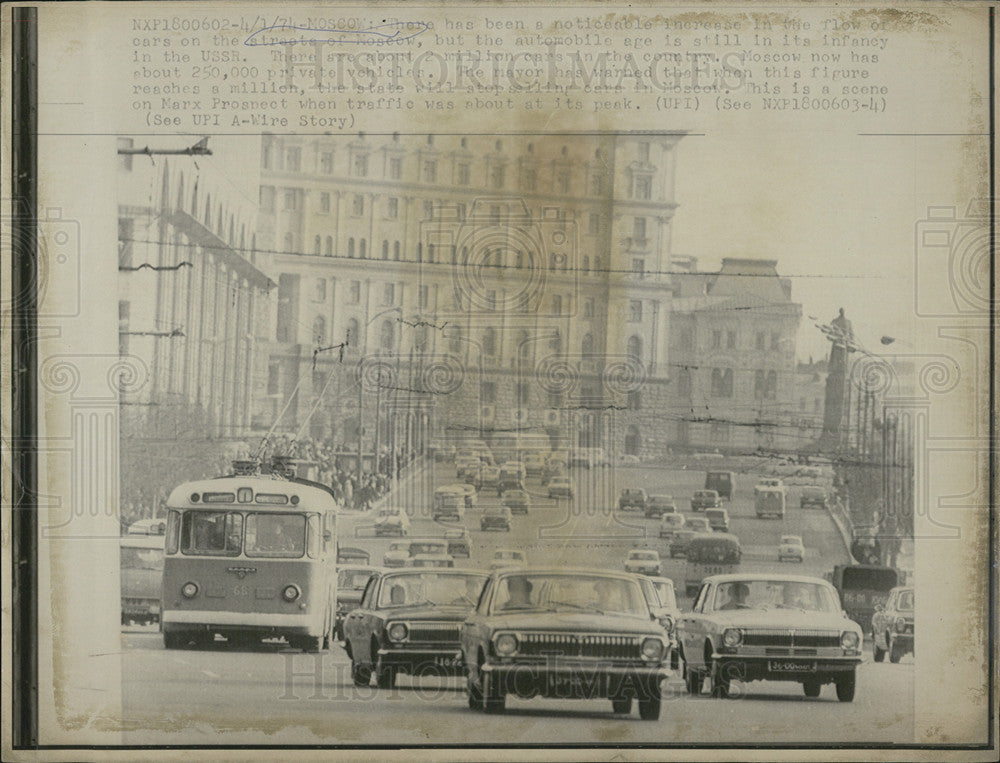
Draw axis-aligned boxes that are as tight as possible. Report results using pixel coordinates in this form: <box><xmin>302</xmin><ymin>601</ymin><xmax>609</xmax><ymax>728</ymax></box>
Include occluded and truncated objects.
<box><xmin>778</xmin><ymin>534</ymin><xmax>805</xmax><ymax>563</ymax></box>
<box><xmin>704</xmin><ymin>508</ymin><xmax>730</xmax><ymax>532</ymax></box>
<box><xmin>501</xmin><ymin>489</ymin><xmax>530</xmax><ymax>515</ymax></box>
<box><xmin>374</xmin><ymin>508</ymin><xmax>410</xmax><ymax>537</ymax></box>
<box><xmin>547</xmin><ymin>476</ymin><xmax>574</xmax><ymax>499</ymax></box>
<box><xmin>480</xmin><ymin>505</ymin><xmax>512</xmax><ymax>532</ymax></box>
<box><xmin>800</xmin><ymin>485</ymin><xmax>829</xmax><ymax>509</ymax></box>
<box><xmin>685</xmin><ymin>517</ymin><xmax>711</xmax><ymax>534</ymax></box>
<box><xmin>871</xmin><ymin>585</ymin><xmax>914</xmax><ymax>663</ymax></box>
<box><xmin>624</xmin><ymin>549</ymin><xmax>661</xmax><ymax>576</ymax></box>
<box><xmin>382</xmin><ymin>541</ymin><xmax>412</xmax><ymax>568</ymax></box>
<box><xmin>618</xmin><ymin>488</ymin><xmax>648</xmax><ymax>512</ymax></box>
<box><xmin>335</xmin><ymin>565</ymin><xmax>379</xmax><ymax>641</ymax></box>
<box><xmin>658</xmin><ymin>512</ymin><xmax>686</xmax><ymax>540</ymax></box>
<box><xmin>677</xmin><ymin>574</ymin><xmax>863</xmax><ymax>702</ymax></box>
<box><xmin>343</xmin><ymin>569</ymin><xmax>489</xmax><ymax>689</ymax></box>
<box><xmin>645</xmin><ymin>495</ymin><xmax>676</xmax><ymax>519</ymax></box>
<box><xmin>690</xmin><ymin>490</ymin><xmax>722</xmax><ymax>511</ymax></box>
<box><xmin>460</xmin><ymin>568</ymin><xmax>672</xmax><ymax>719</ymax></box>
<box><xmin>638</xmin><ymin>575</ymin><xmax>681</xmax><ymax>669</ymax></box>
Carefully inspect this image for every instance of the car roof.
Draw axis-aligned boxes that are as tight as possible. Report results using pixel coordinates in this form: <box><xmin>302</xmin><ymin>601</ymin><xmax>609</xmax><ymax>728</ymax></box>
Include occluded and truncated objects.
<box><xmin>491</xmin><ymin>566</ymin><xmax>646</xmax><ymax>580</ymax></box>
<box><xmin>703</xmin><ymin>572</ymin><xmax>833</xmax><ymax>586</ymax></box>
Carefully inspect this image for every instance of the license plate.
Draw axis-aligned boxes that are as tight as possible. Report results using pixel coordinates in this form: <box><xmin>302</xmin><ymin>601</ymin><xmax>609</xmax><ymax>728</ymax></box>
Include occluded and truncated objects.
<box><xmin>768</xmin><ymin>660</ymin><xmax>816</xmax><ymax>672</ymax></box>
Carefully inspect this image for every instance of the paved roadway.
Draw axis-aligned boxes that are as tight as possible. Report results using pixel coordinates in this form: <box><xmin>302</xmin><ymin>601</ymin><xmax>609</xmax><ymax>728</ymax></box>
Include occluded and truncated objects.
<box><xmin>119</xmin><ymin>459</ymin><xmax>914</xmax><ymax>744</ymax></box>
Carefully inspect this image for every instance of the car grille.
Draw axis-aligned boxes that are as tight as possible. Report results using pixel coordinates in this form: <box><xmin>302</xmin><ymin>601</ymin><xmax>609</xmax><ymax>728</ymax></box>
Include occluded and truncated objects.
<box><xmin>740</xmin><ymin>629</ymin><xmax>841</xmax><ymax>648</ymax></box>
<box><xmin>407</xmin><ymin>622</ymin><xmax>461</xmax><ymax>643</ymax></box>
<box><xmin>515</xmin><ymin>633</ymin><xmax>642</xmax><ymax>660</ymax></box>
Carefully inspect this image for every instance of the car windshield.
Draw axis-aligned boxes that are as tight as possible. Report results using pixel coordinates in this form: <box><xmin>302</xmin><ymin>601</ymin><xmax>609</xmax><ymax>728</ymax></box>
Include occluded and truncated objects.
<box><xmin>652</xmin><ymin>580</ymin><xmax>677</xmax><ymax>609</ymax></box>
<box><xmin>688</xmin><ymin>519</ymin><xmax>710</xmax><ymax>531</ymax></box>
<box><xmin>781</xmin><ymin>536</ymin><xmax>801</xmax><ymax>544</ymax></box>
<box><xmin>712</xmin><ymin>580</ymin><xmax>839</xmax><ymax>613</ymax></box>
<box><xmin>491</xmin><ymin>573</ymin><xmax>647</xmax><ymax>616</ymax></box>
<box><xmin>338</xmin><ymin>569</ymin><xmax>374</xmax><ymax>589</ymax></box>
<box><xmin>896</xmin><ymin>589</ymin><xmax>914</xmax><ymax>611</ymax></box>
<box><xmin>410</xmin><ymin>542</ymin><xmax>447</xmax><ymax>555</ymax></box>
<box><xmin>378</xmin><ymin>572</ymin><xmax>488</xmax><ymax>608</ymax></box>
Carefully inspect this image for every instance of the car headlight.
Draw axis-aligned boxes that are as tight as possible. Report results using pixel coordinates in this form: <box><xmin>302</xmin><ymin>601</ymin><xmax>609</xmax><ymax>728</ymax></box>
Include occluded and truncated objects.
<box><xmin>494</xmin><ymin>633</ymin><xmax>518</xmax><ymax>656</ymax></box>
<box><xmin>640</xmin><ymin>637</ymin><xmax>665</xmax><ymax>662</ymax></box>
<box><xmin>181</xmin><ymin>581</ymin><xmax>199</xmax><ymax>599</ymax></box>
<box><xmin>387</xmin><ymin>622</ymin><xmax>408</xmax><ymax>642</ymax></box>
<box><xmin>840</xmin><ymin>630</ymin><xmax>860</xmax><ymax>650</ymax></box>
<box><xmin>282</xmin><ymin>584</ymin><xmax>301</xmax><ymax>602</ymax></box>
<box><xmin>894</xmin><ymin>617</ymin><xmax>907</xmax><ymax>632</ymax></box>
<box><xmin>722</xmin><ymin>628</ymin><xmax>742</xmax><ymax>648</ymax></box>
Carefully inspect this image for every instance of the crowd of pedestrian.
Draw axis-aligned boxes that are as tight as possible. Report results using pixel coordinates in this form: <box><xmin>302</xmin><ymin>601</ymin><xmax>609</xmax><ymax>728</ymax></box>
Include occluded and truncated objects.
<box><xmin>119</xmin><ymin>435</ymin><xmax>420</xmax><ymax>533</ymax></box>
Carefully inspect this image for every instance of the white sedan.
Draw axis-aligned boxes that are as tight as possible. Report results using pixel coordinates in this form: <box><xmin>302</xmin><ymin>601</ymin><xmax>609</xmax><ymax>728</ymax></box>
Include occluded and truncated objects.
<box><xmin>778</xmin><ymin>534</ymin><xmax>805</xmax><ymax>562</ymax></box>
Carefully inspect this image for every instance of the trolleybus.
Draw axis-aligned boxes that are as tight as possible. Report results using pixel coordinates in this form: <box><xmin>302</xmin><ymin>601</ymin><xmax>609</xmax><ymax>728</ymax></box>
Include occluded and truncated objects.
<box><xmin>160</xmin><ymin>461</ymin><xmax>338</xmax><ymax>651</ymax></box>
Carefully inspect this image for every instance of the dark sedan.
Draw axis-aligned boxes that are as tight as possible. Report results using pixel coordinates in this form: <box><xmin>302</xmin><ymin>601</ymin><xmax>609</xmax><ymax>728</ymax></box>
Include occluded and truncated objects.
<box><xmin>460</xmin><ymin>568</ymin><xmax>672</xmax><ymax>719</ymax></box>
<box><xmin>343</xmin><ymin>569</ymin><xmax>489</xmax><ymax>688</ymax></box>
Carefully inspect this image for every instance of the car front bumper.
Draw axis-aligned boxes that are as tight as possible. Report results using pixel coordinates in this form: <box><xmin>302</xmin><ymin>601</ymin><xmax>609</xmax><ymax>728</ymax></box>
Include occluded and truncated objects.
<box><xmin>377</xmin><ymin>646</ymin><xmax>465</xmax><ymax>674</ymax></box>
<box><xmin>482</xmin><ymin>660</ymin><xmax>672</xmax><ymax>698</ymax></box>
<box><xmin>711</xmin><ymin>653</ymin><xmax>861</xmax><ymax>682</ymax></box>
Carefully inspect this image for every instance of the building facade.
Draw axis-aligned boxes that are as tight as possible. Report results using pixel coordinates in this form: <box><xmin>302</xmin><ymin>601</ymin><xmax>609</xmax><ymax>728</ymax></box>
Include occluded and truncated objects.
<box><xmin>253</xmin><ymin>132</ymin><xmax>685</xmax><ymax>459</ymax></box>
<box><xmin>117</xmin><ymin>137</ymin><xmax>273</xmax><ymax>515</ymax></box>
<box><xmin>666</xmin><ymin>258</ymin><xmax>802</xmax><ymax>454</ymax></box>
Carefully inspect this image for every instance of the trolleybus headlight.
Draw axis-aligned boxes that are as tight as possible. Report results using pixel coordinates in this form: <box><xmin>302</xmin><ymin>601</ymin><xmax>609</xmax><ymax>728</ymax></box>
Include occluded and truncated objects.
<box><xmin>282</xmin><ymin>584</ymin><xmax>301</xmax><ymax>602</ymax></box>
<box><xmin>189</xmin><ymin>493</ymin><xmax>200</xmax><ymax>503</ymax></box>
<box><xmin>840</xmin><ymin>631</ymin><xmax>860</xmax><ymax>650</ymax></box>
<box><xmin>387</xmin><ymin>622</ymin><xmax>408</xmax><ymax>642</ymax></box>
<box><xmin>641</xmin><ymin>637</ymin><xmax>665</xmax><ymax>661</ymax></box>
<box><xmin>181</xmin><ymin>582</ymin><xmax>199</xmax><ymax>599</ymax></box>
<box><xmin>494</xmin><ymin>633</ymin><xmax>518</xmax><ymax>656</ymax></box>
<box><xmin>722</xmin><ymin>628</ymin><xmax>742</xmax><ymax>648</ymax></box>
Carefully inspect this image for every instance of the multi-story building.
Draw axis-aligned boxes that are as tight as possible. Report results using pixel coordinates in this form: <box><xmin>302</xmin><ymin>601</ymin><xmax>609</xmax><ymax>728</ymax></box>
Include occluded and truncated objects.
<box><xmin>253</xmin><ymin>132</ymin><xmax>686</xmax><ymax>459</ymax></box>
<box><xmin>666</xmin><ymin>258</ymin><xmax>802</xmax><ymax>453</ymax></box>
<box><xmin>794</xmin><ymin>358</ymin><xmax>828</xmax><ymax>447</ymax></box>
<box><xmin>117</xmin><ymin>137</ymin><xmax>273</xmax><ymax>510</ymax></box>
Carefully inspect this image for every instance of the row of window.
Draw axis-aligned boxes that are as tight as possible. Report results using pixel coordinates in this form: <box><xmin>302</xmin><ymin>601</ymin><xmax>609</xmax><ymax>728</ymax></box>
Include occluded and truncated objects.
<box><xmin>262</xmin><ymin>187</ymin><xmax>651</xmax><ymax>242</ymax></box>
<box><xmin>477</xmin><ymin>383</ymin><xmax>643</xmax><ymax>411</ymax></box>
<box><xmin>264</xmin><ymin>139</ymin><xmax>658</xmax><ymax>200</ymax></box>
<box><xmin>676</xmin><ymin>327</ymin><xmax>787</xmax><ymax>351</ymax></box>
<box><xmin>674</xmin><ymin>368</ymin><xmax>780</xmax><ymax>399</ymax></box>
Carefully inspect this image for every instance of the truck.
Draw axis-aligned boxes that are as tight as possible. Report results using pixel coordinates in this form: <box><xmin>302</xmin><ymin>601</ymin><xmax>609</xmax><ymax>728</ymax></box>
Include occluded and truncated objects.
<box><xmin>830</xmin><ymin>564</ymin><xmax>900</xmax><ymax>635</ymax></box>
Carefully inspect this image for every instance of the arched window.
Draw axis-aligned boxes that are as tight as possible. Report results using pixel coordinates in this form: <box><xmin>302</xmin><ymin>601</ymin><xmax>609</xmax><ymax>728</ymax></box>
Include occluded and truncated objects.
<box><xmin>347</xmin><ymin>238</ymin><xmax>355</xmax><ymax>258</ymax></box>
<box><xmin>393</xmin><ymin>241</ymin><xmax>401</xmax><ymax>260</ymax></box>
<box><xmin>345</xmin><ymin>318</ymin><xmax>360</xmax><ymax>352</ymax></box>
<box><xmin>766</xmin><ymin>370</ymin><xmax>777</xmax><ymax>400</ymax></box>
<box><xmin>627</xmin><ymin>336</ymin><xmax>642</xmax><ymax>362</ymax></box>
<box><xmin>283</xmin><ymin>232</ymin><xmax>293</xmax><ymax>252</ymax></box>
<box><xmin>314</xmin><ymin>235</ymin><xmax>321</xmax><ymax>255</ymax></box>
<box><xmin>382</xmin><ymin>240</ymin><xmax>389</xmax><ymax>260</ymax></box>
<box><xmin>581</xmin><ymin>333</ymin><xmax>595</xmax><ymax>355</ymax></box>
<box><xmin>359</xmin><ymin>239</ymin><xmax>367</xmax><ymax>259</ymax></box>
<box><xmin>416</xmin><ymin>242</ymin><xmax>423</xmax><ymax>262</ymax></box>
<box><xmin>312</xmin><ymin>316</ymin><xmax>327</xmax><ymax>345</ymax></box>
<box><xmin>380</xmin><ymin>320</ymin><xmax>394</xmax><ymax>353</ymax></box>
<box><xmin>754</xmin><ymin>369</ymin><xmax>766</xmax><ymax>399</ymax></box>
<box><xmin>324</xmin><ymin>236</ymin><xmax>333</xmax><ymax>256</ymax></box>
<box><xmin>482</xmin><ymin>327</ymin><xmax>497</xmax><ymax>356</ymax></box>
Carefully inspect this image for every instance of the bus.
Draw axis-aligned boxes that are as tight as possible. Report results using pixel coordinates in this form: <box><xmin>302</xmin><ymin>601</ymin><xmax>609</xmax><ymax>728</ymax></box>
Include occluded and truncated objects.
<box><xmin>160</xmin><ymin>465</ymin><xmax>338</xmax><ymax>651</ymax></box>
<box><xmin>683</xmin><ymin>532</ymin><xmax>742</xmax><ymax>597</ymax></box>
<box><xmin>831</xmin><ymin>564</ymin><xmax>899</xmax><ymax>634</ymax></box>
<box><xmin>755</xmin><ymin>488</ymin><xmax>786</xmax><ymax>519</ymax></box>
